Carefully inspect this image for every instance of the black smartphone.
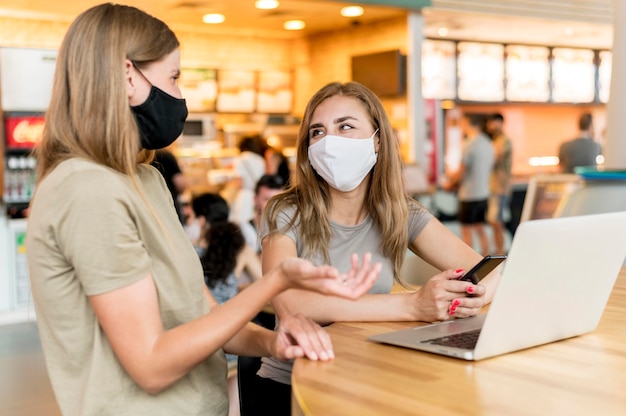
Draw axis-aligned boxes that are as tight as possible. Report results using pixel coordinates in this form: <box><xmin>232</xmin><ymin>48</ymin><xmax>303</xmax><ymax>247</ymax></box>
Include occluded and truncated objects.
<box><xmin>459</xmin><ymin>255</ymin><xmax>507</xmax><ymax>284</ymax></box>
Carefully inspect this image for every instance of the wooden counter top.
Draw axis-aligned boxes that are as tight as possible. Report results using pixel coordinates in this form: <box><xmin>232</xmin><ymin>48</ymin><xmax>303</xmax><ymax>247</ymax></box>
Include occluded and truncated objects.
<box><xmin>291</xmin><ymin>267</ymin><xmax>626</xmax><ymax>416</ymax></box>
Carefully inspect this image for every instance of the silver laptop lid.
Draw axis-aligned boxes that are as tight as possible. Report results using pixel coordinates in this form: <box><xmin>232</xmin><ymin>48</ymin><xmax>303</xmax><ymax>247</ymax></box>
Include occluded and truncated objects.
<box><xmin>474</xmin><ymin>211</ymin><xmax>626</xmax><ymax>360</ymax></box>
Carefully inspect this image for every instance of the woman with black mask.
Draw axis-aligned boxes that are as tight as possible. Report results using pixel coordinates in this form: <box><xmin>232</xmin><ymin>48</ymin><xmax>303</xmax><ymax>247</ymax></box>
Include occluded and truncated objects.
<box><xmin>25</xmin><ymin>4</ymin><xmax>380</xmax><ymax>415</ymax></box>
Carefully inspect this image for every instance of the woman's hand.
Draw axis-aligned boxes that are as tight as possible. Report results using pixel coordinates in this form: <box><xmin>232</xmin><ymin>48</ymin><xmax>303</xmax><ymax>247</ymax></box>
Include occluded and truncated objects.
<box><xmin>278</xmin><ymin>253</ymin><xmax>381</xmax><ymax>300</ymax></box>
<box><xmin>411</xmin><ymin>268</ymin><xmax>487</xmax><ymax>322</ymax></box>
<box><xmin>270</xmin><ymin>313</ymin><xmax>335</xmax><ymax>361</ymax></box>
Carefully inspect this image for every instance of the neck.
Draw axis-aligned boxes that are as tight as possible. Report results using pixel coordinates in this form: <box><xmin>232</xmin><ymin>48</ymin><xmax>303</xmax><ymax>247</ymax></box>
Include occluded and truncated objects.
<box><xmin>328</xmin><ymin>185</ymin><xmax>369</xmax><ymax>226</ymax></box>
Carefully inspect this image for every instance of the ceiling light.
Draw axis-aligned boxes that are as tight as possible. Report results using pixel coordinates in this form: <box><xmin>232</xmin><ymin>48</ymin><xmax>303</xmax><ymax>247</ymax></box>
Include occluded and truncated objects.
<box><xmin>284</xmin><ymin>20</ymin><xmax>305</xmax><ymax>30</ymax></box>
<box><xmin>341</xmin><ymin>6</ymin><xmax>364</xmax><ymax>17</ymax></box>
<box><xmin>202</xmin><ymin>13</ymin><xmax>225</xmax><ymax>24</ymax></box>
<box><xmin>256</xmin><ymin>0</ymin><xmax>279</xmax><ymax>10</ymax></box>
<box><xmin>437</xmin><ymin>27</ymin><xmax>449</xmax><ymax>37</ymax></box>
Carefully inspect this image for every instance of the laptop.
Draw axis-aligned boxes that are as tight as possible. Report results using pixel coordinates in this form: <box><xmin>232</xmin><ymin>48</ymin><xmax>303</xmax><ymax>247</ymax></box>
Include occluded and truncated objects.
<box><xmin>369</xmin><ymin>211</ymin><xmax>626</xmax><ymax>360</ymax></box>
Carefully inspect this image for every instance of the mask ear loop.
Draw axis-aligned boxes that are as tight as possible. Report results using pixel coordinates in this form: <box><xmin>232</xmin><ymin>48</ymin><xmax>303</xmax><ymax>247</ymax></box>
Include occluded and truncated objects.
<box><xmin>131</xmin><ymin>62</ymin><xmax>153</xmax><ymax>86</ymax></box>
<box><xmin>372</xmin><ymin>128</ymin><xmax>380</xmax><ymax>153</ymax></box>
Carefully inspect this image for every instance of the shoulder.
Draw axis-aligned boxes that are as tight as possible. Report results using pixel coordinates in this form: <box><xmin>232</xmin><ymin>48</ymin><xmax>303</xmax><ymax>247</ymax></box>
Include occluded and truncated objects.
<box><xmin>44</xmin><ymin>159</ymin><xmax>129</xmax><ymax>196</ymax></box>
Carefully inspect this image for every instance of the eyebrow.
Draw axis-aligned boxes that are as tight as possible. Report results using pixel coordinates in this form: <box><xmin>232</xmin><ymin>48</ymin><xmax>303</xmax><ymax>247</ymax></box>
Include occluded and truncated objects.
<box><xmin>308</xmin><ymin>116</ymin><xmax>359</xmax><ymax>130</ymax></box>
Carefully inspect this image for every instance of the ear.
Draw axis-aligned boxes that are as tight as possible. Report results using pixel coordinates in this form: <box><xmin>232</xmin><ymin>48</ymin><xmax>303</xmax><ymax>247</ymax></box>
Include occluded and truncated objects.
<box><xmin>125</xmin><ymin>59</ymin><xmax>137</xmax><ymax>99</ymax></box>
<box><xmin>374</xmin><ymin>130</ymin><xmax>381</xmax><ymax>153</ymax></box>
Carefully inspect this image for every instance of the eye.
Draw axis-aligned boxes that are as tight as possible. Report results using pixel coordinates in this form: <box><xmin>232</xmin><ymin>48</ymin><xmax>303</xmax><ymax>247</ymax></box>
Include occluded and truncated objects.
<box><xmin>309</xmin><ymin>128</ymin><xmax>325</xmax><ymax>140</ymax></box>
<box><xmin>339</xmin><ymin>123</ymin><xmax>354</xmax><ymax>131</ymax></box>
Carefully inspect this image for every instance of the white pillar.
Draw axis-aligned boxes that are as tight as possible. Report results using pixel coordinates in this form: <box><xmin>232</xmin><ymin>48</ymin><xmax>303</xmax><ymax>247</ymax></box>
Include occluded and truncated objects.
<box><xmin>407</xmin><ymin>12</ymin><xmax>426</xmax><ymax>167</ymax></box>
<box><xmin>604</xmin><ymin>0</ymin><xmax>626</xmax><ymax>168</ymax></box>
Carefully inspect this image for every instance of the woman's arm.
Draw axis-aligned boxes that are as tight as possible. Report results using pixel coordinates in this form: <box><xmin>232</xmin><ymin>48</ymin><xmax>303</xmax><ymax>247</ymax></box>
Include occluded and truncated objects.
<box><xmin>409</xmin><ymin>217</ymin><xmax>502</xmax><ymax>309</ymax></box>
<box><xmin>264</xmin><ymin>234</ymin><xmax>456</xmax><ymax>324</ymax></box>
<box><xmin>90</xmin><ymin>256</ymin><xmax>378</xmax><ymax>394</ymax></box>
<box><xmin>266</xmin><ymin>218</ymin><xmax>499</xmax><ymax>325</ymax></box>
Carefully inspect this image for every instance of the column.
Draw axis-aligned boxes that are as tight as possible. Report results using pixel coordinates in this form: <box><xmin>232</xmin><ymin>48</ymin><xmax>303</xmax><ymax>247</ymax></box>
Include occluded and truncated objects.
<box><xmin>604</xmin><ymin>0</ymin><xmax>626</xmax><ymax>168</ymax></box>
<box><xmin>407</xmin><ymin>11</ymin><xmax>426</xmax><ymax>168</ymax></box>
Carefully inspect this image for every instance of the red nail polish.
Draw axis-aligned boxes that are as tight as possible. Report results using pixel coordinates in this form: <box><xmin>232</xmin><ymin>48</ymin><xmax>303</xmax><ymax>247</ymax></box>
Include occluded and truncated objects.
<box><xmin>449</xmin><ymin>309</ymin><xmax>456</xmax><ymax>315</ymax></box>
<box><xmin>467</xmin><ymin>286</ymin><xmax>474</xmax><ymax>293</ymax></box>
<box><xmin>449</xmin><ymin>305</ymin><xmax>456</xmax><ymax>312</ymax></box>
<box><xmin>453</xmin><ymin>299</ymin><xmax>461</xmax><ymax>306</ymax></box>
<box><xmin>456</xmin><ymin>269</ymin><xmax>464</xmax><ymax>273</ymax></box>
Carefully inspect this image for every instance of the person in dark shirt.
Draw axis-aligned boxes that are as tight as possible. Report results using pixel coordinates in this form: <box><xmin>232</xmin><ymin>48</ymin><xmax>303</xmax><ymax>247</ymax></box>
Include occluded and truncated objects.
<box><xmin>152</xmin><ymin>149</ymin><xmax>187</xmax><ymax>222</ymax></box>
<box><xmin>558</xmin><ymin>113</ymin><xmax>602</xmax><ymax>173</ymax></box>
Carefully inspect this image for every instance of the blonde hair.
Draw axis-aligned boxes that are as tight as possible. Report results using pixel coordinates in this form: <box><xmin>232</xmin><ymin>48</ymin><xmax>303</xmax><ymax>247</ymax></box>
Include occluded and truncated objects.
<box><xmin>265</xmin><ymin>81</ymin><xmax>411</xmax><ymax>284</ymax></box>
<box><xmin>37</xmin><ymin>3</ymin><xmax>179</xmax><ymax>180</ymax></box>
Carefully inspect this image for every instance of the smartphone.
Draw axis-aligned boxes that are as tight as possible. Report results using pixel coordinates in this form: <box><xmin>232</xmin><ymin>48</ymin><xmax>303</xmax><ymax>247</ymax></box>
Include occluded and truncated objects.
<box><xmin>459</xmin><ymin>255</ymin><xmax>507</xmax><ymax>284</ymax></box>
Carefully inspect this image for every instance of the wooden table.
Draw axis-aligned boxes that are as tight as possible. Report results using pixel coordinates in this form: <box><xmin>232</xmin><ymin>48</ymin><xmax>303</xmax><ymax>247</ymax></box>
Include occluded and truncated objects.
<box><xmin>291</xmin><ymin>267</ymin><xmax>626</xmax><ymax>416</ymax></box>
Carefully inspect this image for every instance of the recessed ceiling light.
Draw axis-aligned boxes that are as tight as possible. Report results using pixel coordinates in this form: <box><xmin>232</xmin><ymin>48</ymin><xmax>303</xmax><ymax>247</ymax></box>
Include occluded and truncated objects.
<box><xmin>256</xmin><ymin>0</ymin><xmax>279</xmax><ymax>10</ymax></box>
<box><xmin>284</xmin><ymin>20</ymin><xmax>305</xmax><ymax>30</ymax></box>
<box><xmin>341</xmin><ymin>6</ymin><xmax>364</xmax><ymax>17</ymax></box>
<box><xmin>437</xmin><ymin>27</ymin><xmax>449</xmax><ymax>37</ymax></box>
<box><xmin>202</xmin><ymin>13</ymin><xmax>225</xmax><ymax>24</ymax></box>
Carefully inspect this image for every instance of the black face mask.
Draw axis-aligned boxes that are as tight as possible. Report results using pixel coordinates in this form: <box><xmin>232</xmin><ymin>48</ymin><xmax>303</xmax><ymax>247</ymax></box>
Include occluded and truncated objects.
<box><xmin>131</xmin><ymin>85</ymin><xmax>188</xmax><ymax>150</ymax></box>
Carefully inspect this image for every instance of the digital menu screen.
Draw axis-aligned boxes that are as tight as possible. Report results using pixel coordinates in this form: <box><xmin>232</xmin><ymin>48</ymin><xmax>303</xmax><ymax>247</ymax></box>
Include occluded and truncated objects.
<box><xmin>505</xmin><ymin>45</ymin><xmax>550</xmax><ymax>102</ymax></box>
<box><xmin>598</xmin><ymin>50</ymin><xmax>612</xmax><ymax>103</ymax></box>
<box><xmin>421</xmin><ymin>39</ymin><xmax>456</xmax><ymax>99</ymax></box>
<box><xmin>551</xmin><ymin>48</ymin><xmax>595</xmax><ymax>103</ymax></box>
<box><xmin>256</xmin><ymin>71</ymin><xmax>293</xmax><ymax>114</ymax></box>
<box><xmin>179</xmin><ymin>68</ymin><xmax>218</xmax><ymax>112</ymax></box>
<box><xmin>217</xmin><ymin>70</ymin><xmax>256</xmax><ymax>113</ymax></box>
<box><xmin>457</xmin><ymin>42</ymin><xmax>504</xmax><ymax>102</ymax></box>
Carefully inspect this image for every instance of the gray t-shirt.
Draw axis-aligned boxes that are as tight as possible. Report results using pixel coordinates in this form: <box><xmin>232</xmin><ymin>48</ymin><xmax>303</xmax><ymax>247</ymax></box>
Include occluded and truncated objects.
<box><xmin>27</xmin><ymin>158</ymin><xmax>228</xmax><ymax>416</ymax></box>
<box><xmin>459</xmin><ymin>133</ymin><xmax>495</xmax><ymax>202</ymax></box>
<box><xmin>257</xmin><ymin>199</ymin><xmax>432</xmax><ymax>384</ymax></box>
<box><xmin>558</xmin><ymin>137</ymin><xmax>601</xmax><ymax>173</ymax></box>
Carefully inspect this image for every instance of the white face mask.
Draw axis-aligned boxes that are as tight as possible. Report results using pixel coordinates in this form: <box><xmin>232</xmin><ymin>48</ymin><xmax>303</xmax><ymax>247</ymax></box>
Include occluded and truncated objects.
<box><xmin>184</xmin><ymin>219</ymin><xmax>202</xmax><ymax>242</ymax></box>
<box><xmin>308</xmin><ymin>130</ymin><xmax>378</xmax><ymax>192</ymax></box>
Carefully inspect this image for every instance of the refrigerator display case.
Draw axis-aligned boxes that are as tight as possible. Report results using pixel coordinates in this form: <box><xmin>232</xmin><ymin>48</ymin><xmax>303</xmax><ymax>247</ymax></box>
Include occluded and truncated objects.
<box><xmin>0</xmin><ymin>47</ymin><xmax>56</xmax><ymax>324</ymax></box>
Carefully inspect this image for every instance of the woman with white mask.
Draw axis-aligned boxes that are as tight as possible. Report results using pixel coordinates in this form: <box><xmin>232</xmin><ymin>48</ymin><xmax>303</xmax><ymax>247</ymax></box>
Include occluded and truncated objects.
<box><xmin>254</xmin><ymin>82</ymin><xmax>502</xmax><ymax>413</ymax></box>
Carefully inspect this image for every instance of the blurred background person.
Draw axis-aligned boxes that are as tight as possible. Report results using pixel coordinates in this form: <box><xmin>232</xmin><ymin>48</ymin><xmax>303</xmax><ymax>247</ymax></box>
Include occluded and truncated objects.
<box><xmin>558</xmin><ymin>112</ymin><xmax>601</xmax><ymax>173</ymax></box>
<box><xmin>151</xmin><ymin>148</ymin><xmax>187</xmax><ymax>223</ymax></box>
<box><xmin>444</xmin><ymin>113</ymin><xmax>494</xmax><ymax>255</ymax></box>
<box><xmin>190</xmin><ymin>192</ymin><xmax>262</xmax><ymax>291</ymax></box>
<box><xmin>486</xmin><ymin>113</ymin><xmax>513</xmax><ymax>255</ymax></box>
<box><xmin>264</xmin><ymin>145</ymin><xmax>291</xmax><ymax>187</ymax></box>
<box><xmin>230</xmin><ymin>135</ymin><xmax>267</xmax><ymax>228</ymax></box>
<box><xmin>240</xmin><ymin>174</ymin><xmax>286</xmax><ymax>253</ymax></box>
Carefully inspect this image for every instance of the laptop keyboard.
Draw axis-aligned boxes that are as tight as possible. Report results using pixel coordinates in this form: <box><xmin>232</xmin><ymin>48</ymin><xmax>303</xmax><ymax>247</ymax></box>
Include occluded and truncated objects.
<box><xmin>421</xmin><ymin>329</ymin><xmax>481</xmax><ymax>349</ymax></box>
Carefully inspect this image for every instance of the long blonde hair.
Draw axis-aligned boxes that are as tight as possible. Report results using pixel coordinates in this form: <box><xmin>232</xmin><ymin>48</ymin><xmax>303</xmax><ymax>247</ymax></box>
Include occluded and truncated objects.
<box><xmin>37</xmin><ymin>3</ymin><xmax>179</xmax><ymax>180</ymax></box>
<box><xmin>265</xmin><ymin>81</ymin><xmax>411</xmax><ymax>283</ymax></box>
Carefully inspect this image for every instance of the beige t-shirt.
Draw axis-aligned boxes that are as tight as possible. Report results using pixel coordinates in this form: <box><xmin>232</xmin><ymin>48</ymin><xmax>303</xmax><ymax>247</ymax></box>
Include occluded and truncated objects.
<box><xmin>26</xmin><ymin>158</ymin><xmax>228</xmax><ymax>416</ymax></box>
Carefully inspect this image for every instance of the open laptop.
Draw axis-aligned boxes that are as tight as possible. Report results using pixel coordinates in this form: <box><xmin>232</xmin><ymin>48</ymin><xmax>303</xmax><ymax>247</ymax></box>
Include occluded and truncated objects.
<box><xmin>369</xmin><ymin>211</ymin><xmax>626</xmax><ymax>360</ymax></box>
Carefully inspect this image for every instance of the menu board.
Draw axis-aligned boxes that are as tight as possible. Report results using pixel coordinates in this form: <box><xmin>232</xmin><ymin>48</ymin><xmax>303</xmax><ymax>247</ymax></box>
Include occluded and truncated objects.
<box><xmin>598</xmin><ymin>50</ymin><xmax>612</xmax><ymax>103</ymax></box>
<box><xmin>421</xmin><ymin>39</ymin><xmax>456</xmax><ymax>99</ymax></box>
<box><xmin>217</xmin><ymin>70</ymin><xmax>256</xmax><ymax>113</ymax></box>
<box><xmin>505</xmin><ymin>45</ymin><xmax>550</xmax><ymax>102</ymax></box>
<box><xmin>256</xmin><ymin>71</ymin><xmax>293</xmax><ymax>113</ymax></box>
<box><xmin>179</xmin><ymin>68</ymin><xmax>218</xmax><ymax>112</ymax></box>
<box><xmin>457</xmin><ymin>42</ymin><xmax>504</xmax><ymax>102</ymax></box>
<box><xmin>551</xmin><ymin>48</ymin><xmax>595</xmax><ymax>103</ymax></box>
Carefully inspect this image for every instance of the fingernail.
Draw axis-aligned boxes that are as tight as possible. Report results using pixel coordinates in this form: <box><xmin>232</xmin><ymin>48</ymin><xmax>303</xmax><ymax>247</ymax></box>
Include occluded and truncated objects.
<box><xmin>309</xmin><ymin>352</ymin><xmax>318</xmax><ymax>361</ymax></box>
<box><xmin>449</xmin><ymin>309</ymin><xmax>456</xmax><ymax>315</ymax></box>
<box><xmin>467</xmin><ymin>286</ymin><xmax>474</xmax><ymax>293</ymax></box>
<box><xmin>452</xmin><ymin>299</ymin><xmax>461</xmax><ymax>306</ymax></box>
<box><xmin>319</xmin><ymin>351</ymin><xmax>328</xmax><ymax>360</ymax></box>
<box><xmin>449</xmin><ymin>305</ymin><xmax>456</xmax><ymax>312</ymax></box>
<box><xmin>455</xmin><ymin>269</ymin><xmax>464</xmax><ymax>273</ymax></box>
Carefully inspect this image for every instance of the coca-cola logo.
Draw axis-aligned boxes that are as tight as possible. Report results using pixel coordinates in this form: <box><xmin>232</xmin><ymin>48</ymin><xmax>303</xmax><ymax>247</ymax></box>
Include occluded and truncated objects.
<box><xmin>5</xmin><ymin>116</ymin><xmax>45</xmax><ymax>148</ymax></box>
<box><xmin>12</xmin><ymin>119</ymin><xmax>44</xmax><ymax>144</ymax></box>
